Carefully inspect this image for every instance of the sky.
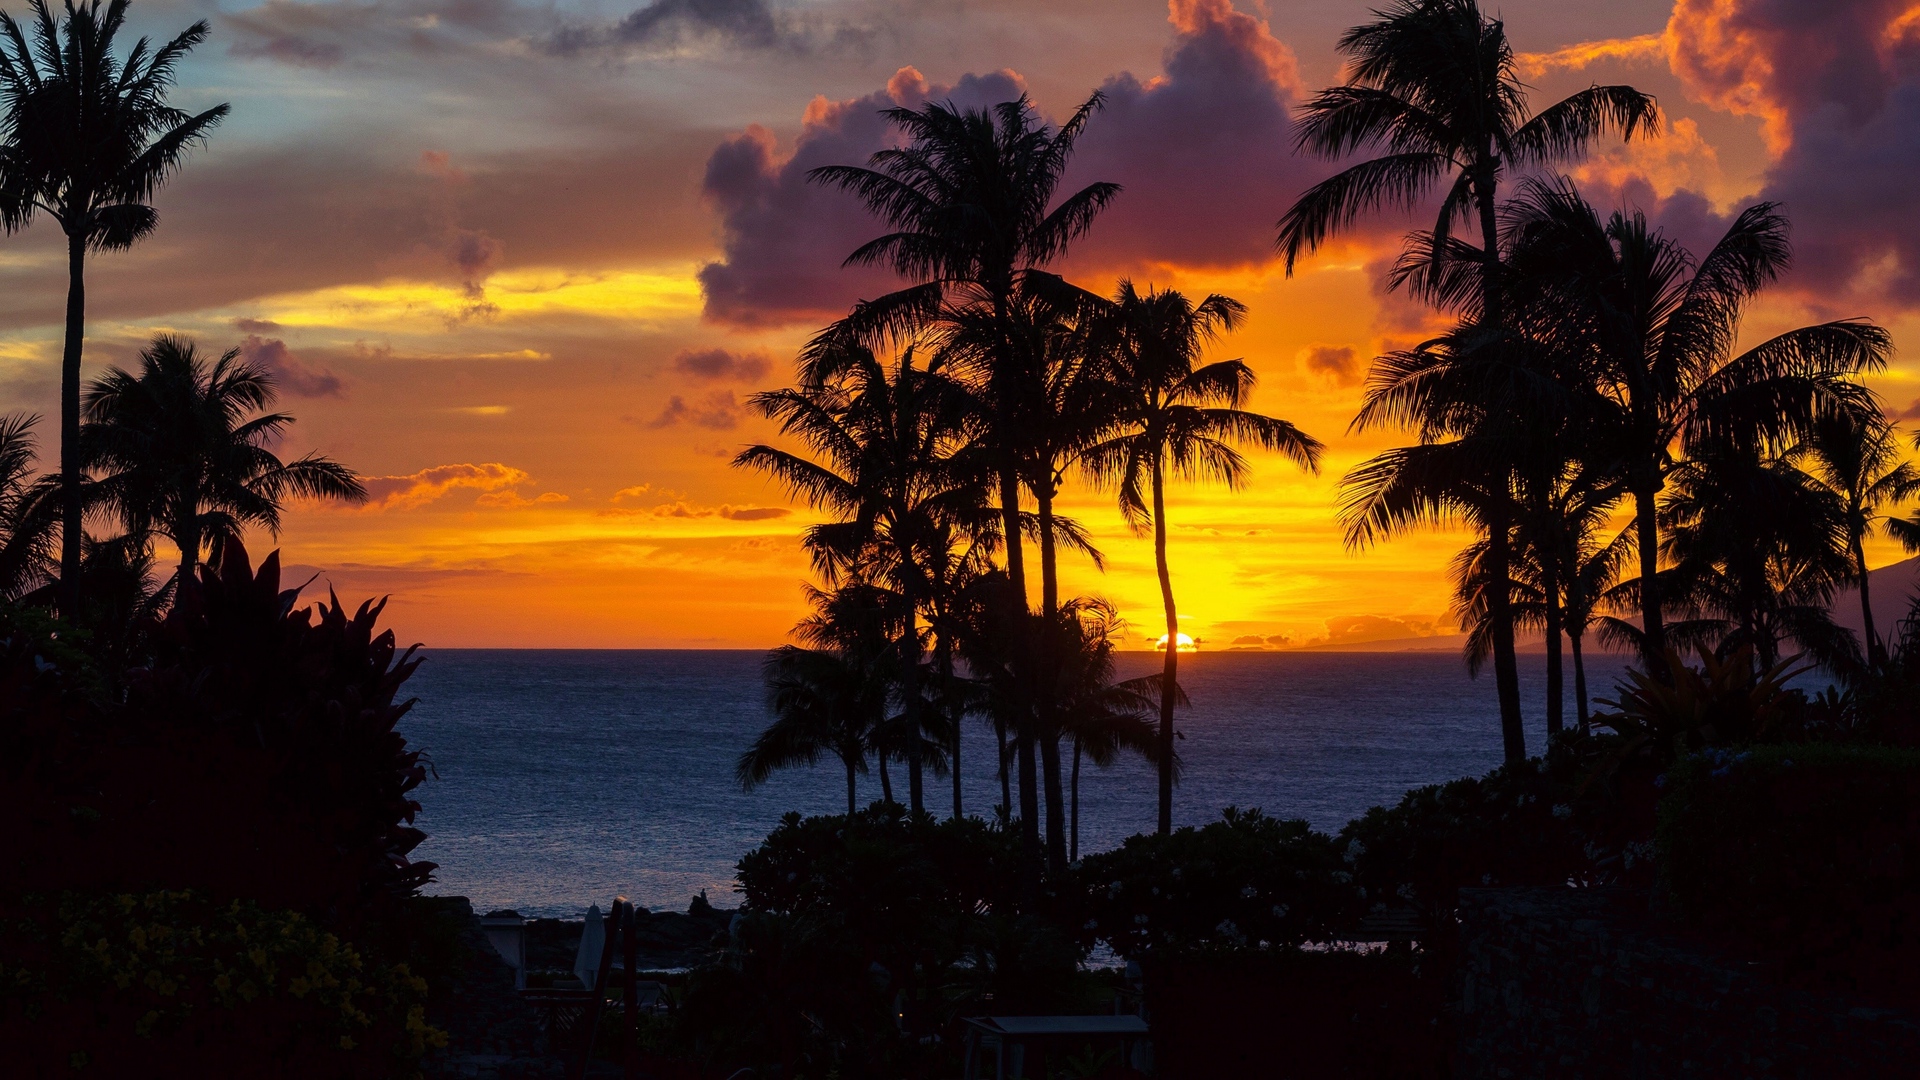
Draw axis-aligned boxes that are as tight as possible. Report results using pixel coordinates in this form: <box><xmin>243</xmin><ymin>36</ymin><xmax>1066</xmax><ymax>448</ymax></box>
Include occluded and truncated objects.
<box><xmin>2</xmin><ymin>0</ymin><xmax>1920</xmax><ymax>648</ymax></box>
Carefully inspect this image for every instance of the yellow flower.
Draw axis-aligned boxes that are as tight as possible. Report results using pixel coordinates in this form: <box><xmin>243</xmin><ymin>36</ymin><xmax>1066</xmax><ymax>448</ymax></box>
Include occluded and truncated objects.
<box><xmin>214</xmin><ymin>974</ymin><xmax>232</xmax><ymax>993</ymax></box>
<box><xmin>249</xmin><ymin>948</ymin><xmax>268</xmax><ymax>968</ymax></box>
<box><xmin>339</xmin><ymin>1036</ymin><xmax>356</xmax><ymax>1052</ymax></box>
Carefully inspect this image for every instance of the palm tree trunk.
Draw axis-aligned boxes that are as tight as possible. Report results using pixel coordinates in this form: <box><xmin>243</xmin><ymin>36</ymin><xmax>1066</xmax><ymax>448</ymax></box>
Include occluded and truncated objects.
<box><xmin>1485</xmin><ymin>502</ymin><xmax>1526</xmax><ymax>763</ymax></box>
<box><xmin>176</xmin><ymin>522</ymin><xmax>200</xmax><ymax>600</ymax></box>
<box><xmin>1036</xmin><ymin>483</ymin><xmax>1067</xmax><ymax>870</ymax></box>
<box><xmin>1856</xmin><ymin>535</ymin><xmax>1881</xmax><ymax>667</ymax></box>
<box><xmin>846</xmin><ymin>759</ymin><xmax>857</xmax><ymax>815</ymax></box>
<box><xmin>901</xmin><ymin>585</ymin><xmax>924</xmax><ymax>815</ymax></box>
<box><xmin>1633</xmin><ymin>476</ymin><xmax>1668</xmax><ymax>675</ymax></box>
<box><xmin>1571</xmin><ymin>630</ymin><xmax>1590</xmax><ymax>734</ymax></box>
<box><xmin>998</xmin><ymin>463</ymin><xmax>1042</xmax><ymax>889</ymax></box>
<box><xmin>1543</xmin><ymin>540</ymin><xmax>1564</xmax><ymax>738</ymax></box>
<box><xmin>1070</xmin><ymin>737</ymin><xmax>1081</xmax><ymax>864</ymax></box>
<box><xmin>59</xmin><ymin>230</ymin><xmax>87</xmax><ymax>617</ymax></box>
<box><xmin>996</xmin><ymin>714</ymin><xmax>1011</xmax><ymax>819</ymax></box>
<box><xmin>940</xmin><ymin>639</ymin><xmax>961</xmax><ymax>819</ymax></box>
<box><xmin>878</xmin><ymin>750</ymin><xmax>894</xmax><ymax>807</ymax></box>
<box><xmin>1152</xmin><ymin>460</ymin><xmax>1179</xmax><ymax>835</ymax></box>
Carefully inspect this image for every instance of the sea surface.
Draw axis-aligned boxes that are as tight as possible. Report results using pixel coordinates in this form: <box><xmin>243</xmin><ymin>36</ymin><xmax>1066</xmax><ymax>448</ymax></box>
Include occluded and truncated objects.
<box><xmin>406</xmin><ymin>649</ymin><xmax>1636</xmax><ymax>919</ymax></box>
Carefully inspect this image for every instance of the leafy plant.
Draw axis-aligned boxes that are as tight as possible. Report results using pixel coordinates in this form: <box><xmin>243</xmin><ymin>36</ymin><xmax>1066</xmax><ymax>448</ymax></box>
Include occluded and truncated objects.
<box><xmin>1590</xmin><ymin>645</ymin><xmax>1809</xmax><ymax>762</ymax></box>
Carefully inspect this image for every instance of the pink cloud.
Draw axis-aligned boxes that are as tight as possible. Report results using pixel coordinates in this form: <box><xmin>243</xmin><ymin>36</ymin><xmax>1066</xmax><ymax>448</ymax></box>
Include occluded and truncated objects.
<box><xmin>235</xmin><ymin>334</ymin><xmax>344</xmax><ymax>398</ymax></box>
<box><xmin>671</xmin><ymin>346</ymin><xmax>773</xmax><ymax>382</ymax></box>
<box><xmin>697</xmin><ymin>66</ymin><xmax>1026</xmax><ymax>328</ymax></box>
<box><xmin>361</xmin><ymin>462</ymin><xmax>530</xmax><ymax>510</ymax></box>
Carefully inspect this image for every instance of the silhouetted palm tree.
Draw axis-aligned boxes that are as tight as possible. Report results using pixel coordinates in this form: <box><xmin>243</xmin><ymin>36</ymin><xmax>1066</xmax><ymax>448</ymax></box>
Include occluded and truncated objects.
<box><xmin>1083</xmin><ymin>284</ymin><xmax>1321</xmax><ymax>833</ymax></box>
<box><xmin>1504</xmin><ymin>180</ymin><xmax>1892</xmax><ymax>671</ymax></box>
<box><xmin>1039</xmin><ymin>597</ymin><xmax>1166</xmax><ymax>862</ymax></box>
<box><xmin>0</xmin><ymin>413</ymin><xmax>57</xmax><ymax>597</ymax></box>
<box><xmin>81</xmin><ymin>335</ymin><xmax>365</xmax><ymax>594</ymax></box>
<box><xmin>0</xmin><ymin>0</ymin><xmax>228</xmax><ymax>612</ymax></box>
<box><xmin>1796</xmin><ymin>411</ymin><xmax>1919</xmax><ymax>667</ymax></box>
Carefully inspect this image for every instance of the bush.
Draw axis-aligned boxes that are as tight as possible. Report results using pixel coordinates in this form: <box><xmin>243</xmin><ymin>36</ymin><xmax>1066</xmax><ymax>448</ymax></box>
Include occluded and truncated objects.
<box><xmin>0</xmin><ymin>890</ymin><xmax>444</xmax><ymax>1078</ymax></box>
<box><xmin>0</xmin><ymin>541</ymin><xmax>433</xmax><ymax>928</ymax></box>
<box><xmin>1337</xmin><ymin>746</ymin><xmax>1659</xmax><ymax>928</ymax></box>
<box><xmin>1070</xmin><ymin>808</ymin><xmax>1355</xmax><ymax>957</ymax></box>
<box><xmin>1657</xmin><ymin>743</ymin><xmax>1920</xmax><ymax>995</ymax></box>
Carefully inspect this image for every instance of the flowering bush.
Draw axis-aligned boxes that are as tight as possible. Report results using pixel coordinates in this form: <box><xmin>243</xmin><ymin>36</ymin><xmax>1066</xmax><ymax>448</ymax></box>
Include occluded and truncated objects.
<box><xmin>0</xmin><ymin>890</ymin><xmax>444</xmax><ymax>1077</ymax></box>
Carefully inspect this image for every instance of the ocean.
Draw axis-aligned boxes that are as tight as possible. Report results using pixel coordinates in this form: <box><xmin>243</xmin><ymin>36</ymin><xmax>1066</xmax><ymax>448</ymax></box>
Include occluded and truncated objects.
<box><xmin>405</xmin><ymin>649</ymin><xmax>1637</xmax><ymax>919</ymax></box>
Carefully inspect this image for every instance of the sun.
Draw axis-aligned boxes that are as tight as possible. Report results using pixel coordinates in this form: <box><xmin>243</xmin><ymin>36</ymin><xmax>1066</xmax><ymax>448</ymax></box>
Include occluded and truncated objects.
<box><xmin>1152</xmin><ymin>633</ymin><xmax>1199</xmax><ymax>652</ymax></box>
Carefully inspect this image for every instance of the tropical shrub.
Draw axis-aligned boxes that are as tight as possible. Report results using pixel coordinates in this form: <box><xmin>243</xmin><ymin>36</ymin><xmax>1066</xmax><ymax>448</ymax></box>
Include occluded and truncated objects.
<box><xmin>0</xmin><ymin>890</ymin><xmax>444</xmax><ymax>1078</ymax></box>
<box><xmin>1070</xmin><ymin>808</ymin><xmax>1356</xmax><ymax>957</ymax></box>
<box><xmin>1657</xmin><ymin>743</ymin><xmax>1920</xmax><ymax>995</ymax></box>
<box><xmin>0</xmin><ymin>540</ymin><xmax>432</xmax><ymax>927</ymax></box>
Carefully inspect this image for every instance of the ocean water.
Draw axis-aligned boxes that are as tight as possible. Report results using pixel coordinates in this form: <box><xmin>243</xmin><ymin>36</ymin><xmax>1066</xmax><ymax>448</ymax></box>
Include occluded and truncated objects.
<box><xmin>405</xmin><ymin>649</ymin><xmax>1636</xmax><ymax>919</ymax></box>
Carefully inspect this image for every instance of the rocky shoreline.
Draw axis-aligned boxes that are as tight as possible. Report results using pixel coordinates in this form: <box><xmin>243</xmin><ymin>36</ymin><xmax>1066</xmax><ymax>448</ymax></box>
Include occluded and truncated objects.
<box><xmin>514</xmin><ymin>894</ymin><xmax>736</xmax><ymax>977</ymax></box>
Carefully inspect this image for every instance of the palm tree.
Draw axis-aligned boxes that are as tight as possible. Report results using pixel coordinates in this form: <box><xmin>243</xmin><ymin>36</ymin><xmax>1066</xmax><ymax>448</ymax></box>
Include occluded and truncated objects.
<box><xmin>1796</xmin><ymin>411</ymin><xmax>1919</xmax><ymax>667</ymax></box>
<box><xmin>1040</xmin><ymin>597</ymin><xmax>1166</xmax><ymax>862</ymax></box>
<box><xmin>743</xmin><ymin>646</ymin><xmax>878</xmax><ymax>816</ymax></box>
<box><xmin>81</xmin><ymin>335</ymin><xmax>365</xmax><ymax>593</ymax></box>
<box><xmin>1661</xmin><ymin>441</ymin><xmax>1856</xmax><ymax>670</ymax></box>
<box><xmin>0</xmin><ymin>414</ymin><xmax>58</xmax><ymax>598</ymax></box>
<box><xmin>1280</xmin><ymin>0</ymin><xmax>1655</xmax><ymax>734</ymax></box>
<box><xmin>1503</xmin><ymin>179</ymin><xmax>1892</xmax><ymax>671</ymax></box>
<box><xmin>1083</xmin><ymin>284</ymin><xmax>1322</xmax><ymax>833</ymax></box>
<box><xmin>0</xmin><ymin>0</ymin><xmax>228</xmax><ymax>612</ymax></box>
<box><xmin>736</xmin><ymin>332</ymin><xmax>985</xmax><ymax>814</ymax></box>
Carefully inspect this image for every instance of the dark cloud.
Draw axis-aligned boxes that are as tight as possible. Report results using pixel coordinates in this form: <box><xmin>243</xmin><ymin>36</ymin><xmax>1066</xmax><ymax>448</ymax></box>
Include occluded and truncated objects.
<box><xmin>232</xmin><ymin>317</ymin><xmax>283</xmax><ymax>334</ymax></box>
<box><xmin>225</xmin><ymin>0</ymin><xmax>526</xmax><ymax>70</ymax></box>
<box><xmin>1665</xmin><ymin>0</ymin><xmax>1920</xmax><ymax>306</ymax></box>
<box><xmin>1062</xmin><ymin>0</ymin><xmax>1323</xmax><ymax>273</ymax></box>
<box><xmin>237</xmin><ymin>335</ymin><xmax>346</xmax><ymax>399</ymax></box>
<box><xmin>546</xmin><ymin>0</ymin><xmax>875</xmax><ymax>57</ymax></box>
<box><xmin>647</xmin><ymin>389</ymin><xmax>745</xmax><ymax>429</ymax></box>
<box><xmin>1299</xmin><ymin>343</ymin><xmax>1360</xmax><ymax>385</ymax></box>
<box><xmin>672</xmin><ymin>347</ymin><xmax>773</xmax><ymax>382</ymax></box>
<box><xmin>697</xmin><ymin>66</ymin><xmax>1025</xmax><ymax>328</ymax></box>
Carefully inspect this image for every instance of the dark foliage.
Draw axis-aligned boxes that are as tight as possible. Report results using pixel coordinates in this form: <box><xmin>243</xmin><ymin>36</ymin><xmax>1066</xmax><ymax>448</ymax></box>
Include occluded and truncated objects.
<box><xmin>0</xmin><ymin>890</ymin><xmax>442</xmax><ymax>1079</ymax></box>
<box><xmin>1068</xmin><ymin>808</ymin><xmax>1355</xmax><ymax>956</ymax></box>
<box><xmin>1658</xmin><ymin>744</ymin><xmax>1920</xmax><ymax>998</ymax></box>
<box><xmin>0</xmin><ymin>538</ymin><xmax>432</xmax><ymax>926</ymax></box>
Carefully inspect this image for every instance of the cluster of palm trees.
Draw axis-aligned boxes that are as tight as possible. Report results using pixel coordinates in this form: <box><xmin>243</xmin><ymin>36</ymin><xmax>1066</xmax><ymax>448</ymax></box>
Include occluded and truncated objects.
<box><xmin>738</xmin><ymin>0</ymin><xmax>1920</xmax><ymax>867</ymax></box>
<box><xmin>733</xmin><ymin>97</ymin><xmax>1319</xmax><ymax>882</ymax></box>
<box><xmin>1288</xmin><ymin>0</ymin><xmax>1906</xmax><ymax>757</ymax></box>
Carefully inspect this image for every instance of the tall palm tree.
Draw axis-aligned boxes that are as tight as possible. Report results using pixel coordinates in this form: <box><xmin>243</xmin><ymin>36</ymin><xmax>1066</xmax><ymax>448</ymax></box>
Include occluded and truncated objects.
<box><xmin>81</xmin><ymin>335</ymin><xmax>365</xmax><ymax>593</ymax></box>
<box><xmin>813</xmin><ymin>96</ymin><xmax>1118</xmax><ymax>881</ymax></box>
<box><xmin>737</xmin><ymin>332</ymin><xmax>985</xmax><ymax>814</ymax></box>
<box><xmin>743</xmin><ymin>645</ymin><xmax>878</xmax><ymax>815</ymax></box>
<box><xmin>1796</xmin><ymin>411</ymin><xmax>1919</xmax><ymax>667</ymax></box>
<box><xmin>1083</xmin><ymin>284</ymin><xmax>1322</xmax><ymax>834</ymax></box>
<box><xmin>1504</xmin><ymin>180</ymin><xmax>1892</xmax><ymax>671</ymax></box>
<box><xmin>0</xmin><ymin>0</ymin><xmax>228</xmax><ymax>612</ymax></box>
<box><xmin>1280</xmin><ymin>0</ymin><xmax>1655</xmax><ymax>733</ymax></box>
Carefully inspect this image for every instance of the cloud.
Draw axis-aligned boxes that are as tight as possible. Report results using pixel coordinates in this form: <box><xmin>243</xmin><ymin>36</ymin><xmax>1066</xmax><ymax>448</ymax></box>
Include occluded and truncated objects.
<box><xmin>233</xmin><ymin>317</ymin><xmax>282</xmax><ymax>334</ymax></box>
<box><xmin>603</xmin><ymin>500</ymin><xmax>790</xmax><ymax>520</ymax></box>
<box><xmin>236</xmin><ymin>335</ymin><xmax>345</xmax><ymax>398</ymax></box>
<box><xmin>612</xmin><ymin>484</ymin><xmax>654</xmax><ymax>501</ymax></box>
<box><xmin>546</xmin><ymin>0</ymin><xmax>875</xmax><ymax>57</ymax></box>
<box><xmin>646</xmin><ymin>389</ymin><xmax>746</xmax><ymax>429</ymax></box>
<box><xmin>474</xmin><ymin>489</ymin><xmax>570</xmax><ymax>508</ymax></box>
<box><xmin>361</xmin><ymin>462</ymin><xmax>531</xmax><ymax>510</ymax></box>
<box><xmin>1297</xmin><ymin>343</ymin><xmax>1361</xmax><ymax>386</ymax></box>
<box><xmin>1515</xmin><ymin>33</ymin><xmax>1668</xmax><ymax>79</ymax></box>
<box><xmin>1062</xmin><ymin>0</ymin><xmax>1322</xmax><ymax>273</ymax></box>
<box><xmin>1230</xmin><ymin>634</ymin><xmax>1266</xmax><ymax>645</ymax></box>
<box><xmin>697</xmin><ymin>66</ymin><xmax>1026</xmax><ymax>328</ymax></box>
<box><xmin>1265</xmin><ymin>633</ymin><xmax>1292</xmax><ymax>646</ymax></box>
<box><xmin>1322</xmin><ymin>614</ymin><xmax>1440</xmax><ymax>645</ymax></box>
<box><xmin>671</xmin><ymin>346</ymin><xmax>773</xmax><ymax>382</ymax></box>
<box><xmin>1663</xmin><ymin>0</ymin><xmax>1920</xmax><ymax>306</ymax></box>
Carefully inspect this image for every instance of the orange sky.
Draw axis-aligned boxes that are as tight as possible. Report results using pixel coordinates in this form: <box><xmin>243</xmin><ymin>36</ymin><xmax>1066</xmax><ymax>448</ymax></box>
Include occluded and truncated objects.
<box><xmin>1</xmin><ymin>0</ymin><xmax>1918</xmax><ymax>648</ymax></box>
